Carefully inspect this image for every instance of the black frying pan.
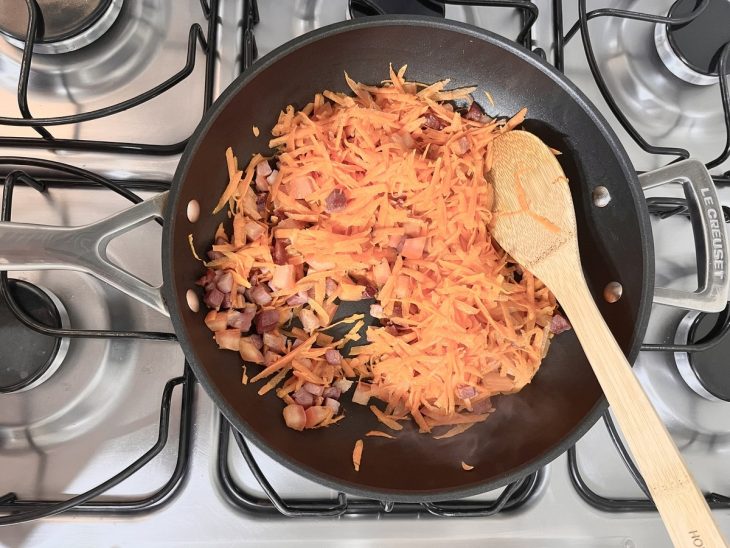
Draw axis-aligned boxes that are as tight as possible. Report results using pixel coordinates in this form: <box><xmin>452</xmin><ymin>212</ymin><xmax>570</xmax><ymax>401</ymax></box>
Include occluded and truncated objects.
<box><xmin>0</xmin><ymin>17</ymin><xmax>658</xmax><ymax>502</ymax></box>
<box><xmin>166</xmin><ymin>17</ymin><xmax>655</xmax><ymax>501</ymax></box>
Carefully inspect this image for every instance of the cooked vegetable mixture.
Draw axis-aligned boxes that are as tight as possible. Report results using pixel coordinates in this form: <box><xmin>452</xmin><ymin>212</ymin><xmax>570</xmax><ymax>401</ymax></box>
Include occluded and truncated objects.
<box><xmin>195</xmin><ymin>66</ymin><xmax>570</xmax><ymax>440</ymax></box>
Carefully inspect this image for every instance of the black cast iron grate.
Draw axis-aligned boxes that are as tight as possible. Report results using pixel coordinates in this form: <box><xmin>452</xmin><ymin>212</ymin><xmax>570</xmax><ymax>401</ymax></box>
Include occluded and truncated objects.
<box><xmin>0</xmin><ymin>164</ymin><xmax>192</xmax><ymax>524</ymax></box>
<box><xmin>0</xmin><ymin>0</ymin><xmax>218</xmax><ymax>154</ymax></box>
<box><xmin>567</xmin><ymin>411</ymin><xmax>730</xmax><ymax>512</ymax></box>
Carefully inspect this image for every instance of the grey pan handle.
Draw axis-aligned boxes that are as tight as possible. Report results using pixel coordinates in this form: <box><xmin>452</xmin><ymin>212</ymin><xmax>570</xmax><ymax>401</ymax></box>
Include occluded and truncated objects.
<box><xmin>0</xmin><ymin>159</ymin><xmax>725</xmax><ymax>317</ymax></box>
<box><xmin>0</xmin><ymin>191</ymin><xmax>169</xmax><ymax>316</ymax></box>
<box><xmin>639</xmin><ymin>159</ymin><xmax>729</xmax><ymax>312</ymax></box>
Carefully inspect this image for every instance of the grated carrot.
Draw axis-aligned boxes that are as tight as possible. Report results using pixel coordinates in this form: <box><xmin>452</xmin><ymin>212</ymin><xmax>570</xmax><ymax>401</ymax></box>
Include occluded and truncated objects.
<box><xmin>353</xmin><ymin>439</ymin><xmax>363</xmax><ymax>472</ymax></box>
<box><xmin>200</xmin><ymin>67</ymin><xmax>560</xmax><ymax>440</ymax></box>
<box><xmin>366</xmin><ymin>430</ymin><xmax>396</xmax><ymax>439</ymax></box>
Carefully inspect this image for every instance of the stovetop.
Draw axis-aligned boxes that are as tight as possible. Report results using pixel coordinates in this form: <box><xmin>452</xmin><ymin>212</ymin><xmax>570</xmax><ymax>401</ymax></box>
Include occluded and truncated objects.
<box><xmin>0</xmin><ymin>1</ymin><xmax>729</xmax><ymax>547</ymax></box>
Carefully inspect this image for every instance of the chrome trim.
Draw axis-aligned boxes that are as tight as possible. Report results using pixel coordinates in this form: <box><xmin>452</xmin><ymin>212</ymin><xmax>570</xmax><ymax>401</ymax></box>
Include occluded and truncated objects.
<box><xmin>0</xmin><ymin>192</ymin><xmax>169</xmax><ymax>316</ymax></box>
<box><xmin>653</xmin><ymin>21</ymin><xmax>718</xmax><ymax>86</ymax></box>
<box><xmin>4</xmin><ymin>0</ymin><xmax>124</xmax><ymax>54</ymax></box>
<box><xmin>12</xmin><ymin>283</ymin><xmax>71</xmax><ymax>393</ymax></box>
<box><xmin>673</xmin><ymin>310</ymin><xmax>723</xmax><ymax>401</ymax></box>
<box><xmin>639</xmin><ymin>159</ymin><xmax>729</xmax><ymax>312</ymax></box>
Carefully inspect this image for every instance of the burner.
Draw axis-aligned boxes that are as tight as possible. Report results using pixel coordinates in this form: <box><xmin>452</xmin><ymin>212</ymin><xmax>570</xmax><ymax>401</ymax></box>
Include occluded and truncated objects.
<box><xmin>0</xmin><ymin>279</ymin><xmax>69</xmax><ymax>393</ymax></box>
<box><xmin>674</xmin><ymin>309</ymin><xmax>730</xmax><ymax>402</ymax></box>
<box><xmin>349</xmin><ymin>0</ymin><xmax>445</xmax><ymax>18</ymax></box>
<box><xmin>0</xmin><ymin>0</ymin><xmax>123</xmax><ymax>54</ymax></box>
<box><xmin>654</xmin><ymin>0</ymin><xmax>730</xmax><ymax>86</ymax></box>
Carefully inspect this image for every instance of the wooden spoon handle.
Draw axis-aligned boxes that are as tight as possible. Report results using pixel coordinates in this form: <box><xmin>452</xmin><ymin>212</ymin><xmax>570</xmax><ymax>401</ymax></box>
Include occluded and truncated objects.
<box><xmin>556</xmin><ymin>273</ymin><xmax>727</xmax><ymax>548</ymax></box>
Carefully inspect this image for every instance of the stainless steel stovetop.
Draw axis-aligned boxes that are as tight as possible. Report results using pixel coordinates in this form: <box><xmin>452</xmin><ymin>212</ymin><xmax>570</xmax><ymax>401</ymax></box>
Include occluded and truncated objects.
<box><xmin>0</xmin><ymin>1</ymin><xmax>728</xmax><ymax>546</ymax></box>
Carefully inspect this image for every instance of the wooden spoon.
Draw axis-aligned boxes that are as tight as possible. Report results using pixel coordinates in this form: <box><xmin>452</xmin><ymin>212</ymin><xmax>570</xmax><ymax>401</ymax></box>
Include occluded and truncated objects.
<box><xmin>487</xmin><ymin>130</ymin><xmax>727</xmax><ymax>548</ymax></box>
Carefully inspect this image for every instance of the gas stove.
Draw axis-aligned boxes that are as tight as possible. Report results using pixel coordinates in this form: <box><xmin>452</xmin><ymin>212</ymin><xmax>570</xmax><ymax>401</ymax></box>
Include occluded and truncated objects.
<box><xmin>0</xmin><ymin>1</ymin><xmax>729</xmax><ymax>546</ymax></box>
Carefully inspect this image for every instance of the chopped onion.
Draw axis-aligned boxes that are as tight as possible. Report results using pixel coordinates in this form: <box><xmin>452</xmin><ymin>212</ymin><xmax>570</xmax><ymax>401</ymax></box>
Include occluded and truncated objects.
<box><xmin>255</xmin><ymin>309</ymin><xmax>280</xmax><ymax>334</ymax></box>
<box><xmin>324</xmin><ymin>349</ymin><xmax>342</xmax><ymax>365</ymax></box>
<box><xmin>333</xmin><ymin>379</ymin><xmax>354</xmax><ymax>393</ymax></box>
<box><xmin>204</xmin><ymin>310</ymin><xmax>228</xmax><ymax>332</ymax></box>
<box><xmin>550</xmin><ymin>313</ymin><xmax>572</xmax><ymax>334</ymax></box>
<box><xmin>324</xmin><ymin>397</ymin><xmax>340</xmax><ymax>414</ymax></box>
<box><xmin>215</xmin><ymin>329</ymin><xmax>241</xmax><ymax>351</ymax></box>
<box><xmin>242</xmin><ymin>334</ymin><xmax>263</xmax><ymax>350</ymax></box>
<box><xmin>286</xmin><ymin>291</ymin><xmax>308</xmax><ymax>306</ymax></box>
<box><xmin>472</xmin><ymin>398</ymin><xmax>492</xmax><ymax>414</ymax></box>
<box><xmin>277</xmin><ymin>218</ymin><xmax>306</xmax><ymax>230</ymax></box>
<box><xmin>244</xmin><ymin>221</ymin><xmax>266</xmax><ymax>241</ymax></box>
<box><xmin>250</xmin><ymin>284</ymin><xmax>273</xmax><ymax>305</ymax></box>
<box><xmin>299</xmin><ymin>308</ymin><xmax>321</xmax><ymax>333</ymax></box>
<box><xmin>270</xmin><ymin>264</ymin><xmax>296</xmax><ymax>290</ymax></box>
<box><xmin>256</xmin><ymin>161</ymin><xmax>272</xmax><ymax>177</ymax></box>
<box><xmin>456</xmin><ymin>384</ymin><xmax>477</xmax><ymax>400</ymax></box>
<box><xmin>369</xmin><ymin>304</ymin><xmax>384</xmax><ymax>319</ymax></box>
<box><xmin>196</xmin><ymin>269</ymin><xmax>215</xmax><ymax>287</ymax></box>
<box><xmin>304</xmin><ymin>406</ymin><xmax>331</xmax><ymax>428</ymax></box>
<box><xmin>302</xmin><ymin>382</ymin><xmax>325</xmax><ymax>396</ymax></box>
<box><xmin>464</xmin><ymin>101</ymin><xmax>492</xmax><ymax>123</ymax></box>
<box><xmin>240</xmin><ymin>188</ymin><xmax>261</xmax><ymax>220</ymax></box>
<box><xmin>338</xmin><ymin>283</ymin><xmax>367</xmax><ymax>301</ymax></box>
<box><xmin>325</xmin><ymin>278</ymin><xmax>338</xmax><ymax>296</ymax></box>
<box><xmin>264</xmin><ymin>350</ymin><xmax>281</xmax><ymax>364</ymax></box>
<box><xmin>204</xmin><ymin>288</ymin><xmax>225</xmax><ymax>310</ymax></box>
<box><xmin>400</xmin><ymin>237</ymin><xmax>426</xmax><ymax>259</ymax></box>
<box><xmin>266</xmin><ymin>169</ymin><xmax>279</xmax><ymax>185</ymax></box>
<box><xmin>292</xmin><ymin>388</ymin><xmax>314</xmax><ymax>408</ymax></box>
<box><xmin>352</xmin><ymin>382</ymin><xmax>372</xmax><ymax>405</ymax></box>
<box><xmin>263</xmin><ymin>331</ymin><xmax>286</xmax><ymax>353</ymax></box>
<box><xmin>273</xmin><ymin>239</ymin><xmax>289</xmax><ymax>265</ymax></box>
<box><xmin>239</xmin><ymin>339</ymin><xmax>265</xmax><ymax>364</ymax></box>
<box><xmin>306</xmin><ymin>258</ymin><xmax>336</xmax><ymax>271</ymax></box>
<box><xmin>423</xmin><ymin>112</ymin><xmax>445</xmax><ymax>130</ymax></box>
<box><xmin>373</xmin><ymin>260</ymin><xmax>391</xmax><ymax>287</ymax></box>
<box><xmin>322</xmin><ymin>386</ymin><xmax>341</xmax><ymax>400</ymax></box>
<box><xmin>325</xmin><ymin>188</ymin><xmax>347</xmax><ymax>212</ymax></box>
<box><xmin>227</xmin><ymin>308</ymin><xmax>254</xmax><ymax>331</ymax></box>
<box><xmin>283</xmin><ymin>404</ymin><xmax>306</xmax><ymax>431</ymax></box>
<box><xmin>453</xmin><ymin>136</ymin><xmax>470</xmax><ymax>155</ymax></box>
<box><xmin>403</xmin><ymin>222</ymin><xmax>421</xmax><ymax>237</ymax></box>
<box><xmin>216</xmin><ymin>271</ymin><xmax>234</xmax><ymax>293</ymax></box>
<box><xmin>290</xmin><ymin>176</ymin><xmax>316</xmax><ymax>199</ymax></box>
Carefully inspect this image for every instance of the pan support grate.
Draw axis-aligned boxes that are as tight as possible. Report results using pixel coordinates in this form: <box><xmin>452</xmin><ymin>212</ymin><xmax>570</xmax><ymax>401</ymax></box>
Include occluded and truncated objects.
<box><xmin>0</xmin><ymin>164</ymin><xmax>194</xmax><ymax>525</ymax></box>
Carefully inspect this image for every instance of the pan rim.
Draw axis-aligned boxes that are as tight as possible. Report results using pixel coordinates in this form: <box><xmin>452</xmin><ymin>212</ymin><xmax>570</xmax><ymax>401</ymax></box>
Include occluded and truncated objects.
<box><xmin>163</xmin><ymin>14</ymin><xmax>654</xmax><ymax>503</ymax></box>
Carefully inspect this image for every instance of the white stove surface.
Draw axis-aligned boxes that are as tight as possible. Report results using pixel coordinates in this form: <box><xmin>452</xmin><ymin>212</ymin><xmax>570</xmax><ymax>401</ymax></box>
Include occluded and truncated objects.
<box><xmin>0</xmin><ymin>1</ymin><xmax>729</xmax><ymax>547</ymax></box>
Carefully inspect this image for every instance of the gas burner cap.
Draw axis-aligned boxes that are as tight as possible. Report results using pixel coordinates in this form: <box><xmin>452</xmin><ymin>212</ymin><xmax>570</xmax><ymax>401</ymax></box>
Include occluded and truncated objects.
<box><xmin>349</xmin><ymin>0</ymin><xmax>445</xmax><ymax>18</ymax></box>
<box><xmin>0</xmin><ymin>279</ymin><xmax>69</xmax><ymax>394</ymax></box>
<box><xmin>674</xmin><ymin>308</ymin><xmax>730</xmax><ymax>402</ymax></box>
<box><xmin>0</xmin><ymin>0</ymin><xmax>123</xmax><ymax>54</ymax></box>
<box><xmin>654</xmin><ymin>0</ymin><xmax>730</xmax><ymax>86</ymax></box>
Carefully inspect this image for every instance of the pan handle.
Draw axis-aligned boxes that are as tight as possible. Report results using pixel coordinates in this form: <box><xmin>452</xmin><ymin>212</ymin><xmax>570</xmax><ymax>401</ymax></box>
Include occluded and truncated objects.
<box><xmin>0</xmin><ymin>191</ymin><xmax>169</xmax><ymax>316</ymax></box>
<box><xmin>639</xmin><ymin>159</ymin><xmax>729</xmax><ymax>312</ymax></box>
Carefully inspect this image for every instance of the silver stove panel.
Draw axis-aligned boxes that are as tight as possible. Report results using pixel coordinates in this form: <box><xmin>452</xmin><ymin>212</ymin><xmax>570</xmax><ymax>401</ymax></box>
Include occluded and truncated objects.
<box><xmin>1</xmin><ymin>0</ymin><xmax>729</xmax><ymax>546</ymax></box>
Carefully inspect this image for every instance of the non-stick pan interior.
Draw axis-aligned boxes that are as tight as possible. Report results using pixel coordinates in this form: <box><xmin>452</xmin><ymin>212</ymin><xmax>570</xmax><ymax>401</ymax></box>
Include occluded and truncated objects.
<box><xmin>164</xmin><ymin>17</ymin><xmax>653</xmax><ymax>501</ymax></box>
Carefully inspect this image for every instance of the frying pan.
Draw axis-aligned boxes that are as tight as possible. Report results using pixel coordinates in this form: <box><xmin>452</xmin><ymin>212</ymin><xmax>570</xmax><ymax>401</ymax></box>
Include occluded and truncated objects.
<box><xmin>1</xmin><ymin>16</ymin><xmax>727</xmax><ymax>502</ymax></box>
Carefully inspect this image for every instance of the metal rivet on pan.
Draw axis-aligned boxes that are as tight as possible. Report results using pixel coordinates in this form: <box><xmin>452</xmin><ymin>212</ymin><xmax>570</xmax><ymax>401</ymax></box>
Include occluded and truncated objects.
<box><xmin>187</xmin><ymin>199</ymin><xmax>200</xmax><ymax>223</ymax></box>
<box><xmin>186</xmin><ymin>289</ymin><xmax>200</xmax><ymax>313</ymax></box>
<box><xmin>592</xmin><ymin>186</ymin><xmax>611</xmax><ymax>207</ymax></box>
<box><xmin>603</xmin><ymin>282</ymin><xmax>623</xmax><ymax>303</ymax></box>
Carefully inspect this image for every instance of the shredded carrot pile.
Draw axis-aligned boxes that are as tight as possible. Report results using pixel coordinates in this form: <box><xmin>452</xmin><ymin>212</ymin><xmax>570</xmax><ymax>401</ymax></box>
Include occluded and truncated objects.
<box><xmin>197</xmin><ymin>66</ymin><xmax>560</xmax><ymax>438</ymax></box>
